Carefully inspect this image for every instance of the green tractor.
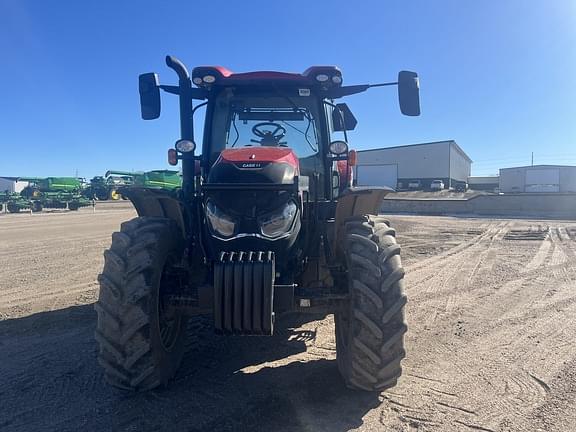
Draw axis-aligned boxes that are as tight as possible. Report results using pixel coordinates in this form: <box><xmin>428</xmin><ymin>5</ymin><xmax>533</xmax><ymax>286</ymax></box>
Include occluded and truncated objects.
<box><xmin>84</xmin><ymin>176</ymin><xmax>111</xmax><ymax>201</ymax></box>
<box><xmin>95</xmin><ymin>56</ymin><xmax>420</xmax><ymax>391</ymax></box>
<box><xmin>84</xmin><ymin>173</ymin><xmax>133</xmax><ymax>201</ymax></box>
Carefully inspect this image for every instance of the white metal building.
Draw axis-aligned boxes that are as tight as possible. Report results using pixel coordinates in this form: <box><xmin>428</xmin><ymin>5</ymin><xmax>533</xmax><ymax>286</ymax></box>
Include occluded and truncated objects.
<box><xmin>467</xmin><ymin>176</ymin><xmax>499</xmax><ymax>191</ymax></box>
<box><xmin>0</xmin><ymin>177</ymin><xmax>28</xmax><ymax>193</ymax></box>
<box><xmin>499</xmin><ymin>165</ymin><xmax>576</xmax><ymax>193</ymax></box>
<box><xmin>355</xmin><ymin>140</ymin><xmax>472</xmax><ymax>189</ymax></box>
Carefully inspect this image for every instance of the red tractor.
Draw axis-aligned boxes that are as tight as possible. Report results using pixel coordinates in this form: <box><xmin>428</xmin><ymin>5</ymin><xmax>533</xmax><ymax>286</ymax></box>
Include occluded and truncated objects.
<box><xmin>95</xmin><ymin>56</ymin><xmax>420</xmax><ymax>391</ymax></box>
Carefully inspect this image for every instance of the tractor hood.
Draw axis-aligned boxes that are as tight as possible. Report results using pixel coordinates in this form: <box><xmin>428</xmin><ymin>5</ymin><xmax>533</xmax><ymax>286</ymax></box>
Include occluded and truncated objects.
<box><xmin>208</xmin><ymin>147</ymin><xmax>299</xmax><ymax>185</ymax></box>
<box><xmin>203</xmin><ymin>147</ymin><xmax>302</xmax><ymax>266</ymax></box>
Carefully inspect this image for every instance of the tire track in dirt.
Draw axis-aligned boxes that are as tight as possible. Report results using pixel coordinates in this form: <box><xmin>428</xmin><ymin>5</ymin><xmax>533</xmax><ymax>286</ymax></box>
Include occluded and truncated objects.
<box><xmin>3</xmin><ymin>213</ymin><xmax>576</xmax><ymax>432</ymax></box>
<box><xmin>404</xmin><ymin>221</ymin><xmax>502</xmax><ymax>274</ymax></box>
<box><xmin>380</xmin><ymin>220</ymin><xmax>576</xmax><ymax>430</ymax></box>
<box><xmin>402</xmin><ymin>221</ymin><xmax>511</xmax><ymax>326</ymax></box>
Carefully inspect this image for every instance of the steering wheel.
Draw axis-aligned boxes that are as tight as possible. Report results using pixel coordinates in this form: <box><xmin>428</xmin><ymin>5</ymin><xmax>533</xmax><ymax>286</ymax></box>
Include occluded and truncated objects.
<box><xmin>251</xmin><ymin>122</ymin><xmax>287</xmax><ymax>146</ymax></box>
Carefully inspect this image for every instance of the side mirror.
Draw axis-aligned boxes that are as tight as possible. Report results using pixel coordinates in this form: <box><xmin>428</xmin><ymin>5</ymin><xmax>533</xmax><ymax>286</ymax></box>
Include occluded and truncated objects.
<box><xmin>398</xmin><ymin>71</ymin><xmax>421</xmax><ymax>116</ymax></box>
<box><xmin>332</xmin><ymin>103</ymin><xmax>358</xmax><ymax>131</ymax></box>
<box><xmin>139</xmin><ymin>73</ymin><xmax>161</xmax><ymax>120</ymax></box>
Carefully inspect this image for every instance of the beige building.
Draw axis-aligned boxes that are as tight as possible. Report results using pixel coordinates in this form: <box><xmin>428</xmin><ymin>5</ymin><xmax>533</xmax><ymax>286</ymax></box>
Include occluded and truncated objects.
<box><xmin>499</xmin><ymin>165</ymin><xmax>576</xmax><ymax>193</ymax></box>
<box><xmin>355</xmin><ymin>140</ymin><xmax>472</xmax><ymax>189</ymax></box>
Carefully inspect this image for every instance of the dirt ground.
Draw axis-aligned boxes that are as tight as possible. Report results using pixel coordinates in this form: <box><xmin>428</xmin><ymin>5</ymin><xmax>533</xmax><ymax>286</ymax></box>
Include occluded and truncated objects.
<box><xmin>1</xmin><ymin>204</ymin><xmax>576</xmax><ymax>432</ymax></box>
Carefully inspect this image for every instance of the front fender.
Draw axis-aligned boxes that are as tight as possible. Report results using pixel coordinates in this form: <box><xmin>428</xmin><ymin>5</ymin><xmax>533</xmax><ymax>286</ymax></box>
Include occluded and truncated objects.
<box><xmin>120</xmin><ymin>187</ymin><xmax>187</xmax><ymax>236</ymax></box>
<box><xmin>333</xmin><ymin>186</ymin><xmax>393</xmax><ymax>257</ymax></box>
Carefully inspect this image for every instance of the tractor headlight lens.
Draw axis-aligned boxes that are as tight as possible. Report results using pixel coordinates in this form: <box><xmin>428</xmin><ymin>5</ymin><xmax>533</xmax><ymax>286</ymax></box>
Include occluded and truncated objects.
<box><xmin>206</xmin><ymin>201</ymin><xmax>236</xmax><ymax>238</ymax></box>
<box><xmin>316</xmin><ymin>74</ymin><xmax>329</xmax><ymax>82</ymax></box>
<box><xmin>175</xmin><ymin>139</ymin><xmax>195</xmax><ymax>153</ymax></box>
<box><xmin>329</xmin><ymin>140</ymin><xmax>348</xmax><ymax>155</ymax></box>
<box><xmin>202</xmin><ymin>75</ymin><xmax>216</xmax><ymax>83</ymax></box>
<box><xmin>259</xmin><ymin>201</ymin><xmax>298</xmax><ymax>238</ymax></box>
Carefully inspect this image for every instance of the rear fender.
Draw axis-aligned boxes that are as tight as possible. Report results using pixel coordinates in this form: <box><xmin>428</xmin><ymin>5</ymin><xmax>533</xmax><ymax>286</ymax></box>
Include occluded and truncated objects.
<box><xmin>333</xmin><ymin>186</ymin><xmax>393</xmax><ymax>258</ymax></box>
<box><xmin>120</xmin><ymin>187</ymin><xmax>187</xmax><ymax>235</ymax></box>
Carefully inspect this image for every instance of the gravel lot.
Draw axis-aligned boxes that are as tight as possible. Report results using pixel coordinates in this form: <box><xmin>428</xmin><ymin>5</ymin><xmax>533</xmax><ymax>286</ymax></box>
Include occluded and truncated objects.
<box><xmin>1</xmin><ymin>204</ymin><xmax>575</xmax><ymax>431</ymax></box>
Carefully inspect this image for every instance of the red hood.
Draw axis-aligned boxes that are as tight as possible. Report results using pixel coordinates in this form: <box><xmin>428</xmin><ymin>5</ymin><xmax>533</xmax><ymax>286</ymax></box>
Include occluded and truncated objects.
<box><xmin>218</xmin><ymin>147</ymin><xmax>299</xmax><ymax>171</ymax></box>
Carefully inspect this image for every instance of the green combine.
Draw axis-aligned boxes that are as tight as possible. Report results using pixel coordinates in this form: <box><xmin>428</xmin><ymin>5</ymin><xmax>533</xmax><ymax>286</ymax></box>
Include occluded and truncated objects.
<box><xmin>19</xmin><ymin>177</ymin><xmax>84</xmax><ymax>195</ymax></box>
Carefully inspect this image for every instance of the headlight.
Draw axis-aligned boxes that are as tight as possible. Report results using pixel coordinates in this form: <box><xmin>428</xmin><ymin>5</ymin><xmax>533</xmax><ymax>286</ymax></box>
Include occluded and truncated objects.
<box><xmin>329</xmin><ymin>140</ymin><xmax>348</xmax><ymax>155</ymax></box>
<box><xmin>175</xmin><ymin>139</ymin><xmax>195</xmax><ymax>153</ymax></box>
<box><xmin>259</xmin><ymin>201</ymin><xmax>298</xmax><ymax>238</ymax></box>
<box><xmin>206</xmin><ymin>201</ymin><xmax>236</xmax><ymax>238</ymax></box>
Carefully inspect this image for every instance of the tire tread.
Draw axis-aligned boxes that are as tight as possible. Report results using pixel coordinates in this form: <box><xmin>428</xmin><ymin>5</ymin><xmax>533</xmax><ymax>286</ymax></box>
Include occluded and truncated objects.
<box><xmin>94</xmin><ymin>216</ymin><xmax>185</xmax><ymax>391</ymax></box>
<box><xmin>336</xmin><ymin>216</ymin><xmax>408</xmax><ymax>391</ymax></box>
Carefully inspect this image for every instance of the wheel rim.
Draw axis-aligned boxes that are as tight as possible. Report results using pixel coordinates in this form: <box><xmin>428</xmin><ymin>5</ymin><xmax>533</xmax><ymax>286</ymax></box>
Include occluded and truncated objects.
<box><xmin>158</xmin><ymin>302</ymin><xmax>180</xmax><ymax>350</ymax></box>
<box><xmin>157</xmin><ymin>263</ymin><xmax>181</xmax><ymax>351</ymax></box>
<box><xmin>336</xmin><ymin>307</ymin><xmax>352</xmax><ymax>350</ymax></box>
<box><xmin>110</xmin><ymin>190</ymin><xmax>120</xmax><ymax>200</ymax></box>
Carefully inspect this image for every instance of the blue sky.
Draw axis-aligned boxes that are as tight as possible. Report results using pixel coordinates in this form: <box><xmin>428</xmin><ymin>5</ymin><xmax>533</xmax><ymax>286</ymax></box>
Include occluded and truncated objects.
<box><xmin>1</xmin><ymin>0</ymin><xmax>575</xmax><ymax>177</ymax></box>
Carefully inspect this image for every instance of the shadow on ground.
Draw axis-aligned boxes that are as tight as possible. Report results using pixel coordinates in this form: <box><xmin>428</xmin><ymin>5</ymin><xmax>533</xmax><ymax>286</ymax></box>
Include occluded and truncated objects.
<box><xmin>0</xmin><ymin>305</ymin><xmax>380</xmax><ymax>432</ymax></box>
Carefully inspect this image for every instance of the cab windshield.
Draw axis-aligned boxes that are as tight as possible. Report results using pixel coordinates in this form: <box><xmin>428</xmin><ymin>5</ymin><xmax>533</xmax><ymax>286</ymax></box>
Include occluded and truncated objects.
<box><xmin>209</xmin><ymin>90</ymin><xmax>322</xmax><ymax>161</ymax></box>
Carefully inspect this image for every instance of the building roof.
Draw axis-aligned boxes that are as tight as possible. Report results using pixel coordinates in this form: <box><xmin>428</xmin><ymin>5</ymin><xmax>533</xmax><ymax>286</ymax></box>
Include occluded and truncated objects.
<box><xmin>357</xmin><ymin>140</ymin><xmax>472</xmax><ymax>163</ymax></box>
<box><xmin>0</xmin><ymin>176</ymin><xmax>20</xmax><ymax>181</ymax></box>
<box><xmin>500</xmin><ymin>164</ymin><xmax>576</xmax><ymax>171</ymax></box>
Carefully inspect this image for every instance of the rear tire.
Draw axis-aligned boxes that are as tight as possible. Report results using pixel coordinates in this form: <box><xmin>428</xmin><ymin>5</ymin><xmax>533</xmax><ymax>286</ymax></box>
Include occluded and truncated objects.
<box><xmin>95</xmin><ymin>189</ymin><xmax>108</xmax><ymax>201</ymax></box>
<box><xmin>94</xmin><ymin>216</ymin><xmax>187</xmax><ymax>390</ymax></box>
<box><xmin>335</xmin><ymin>215</ymin><xmax>407</xmax><ymax>391</ymax></box>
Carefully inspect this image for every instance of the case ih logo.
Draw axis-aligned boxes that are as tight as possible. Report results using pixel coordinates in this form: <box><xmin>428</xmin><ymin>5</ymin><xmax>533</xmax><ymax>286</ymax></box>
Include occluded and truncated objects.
<box><xmin>239</xmin><ymin>162</ymin><xmax>263</xmax><ymax>169</ymax></box>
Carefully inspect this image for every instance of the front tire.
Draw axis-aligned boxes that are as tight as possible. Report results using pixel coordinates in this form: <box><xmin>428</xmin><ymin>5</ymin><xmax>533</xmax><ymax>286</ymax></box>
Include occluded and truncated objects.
<box><xmin>335</xmin><ymin>215</ymin><xmax>408</xmax><ymax>391</ymax></box>
<box><xmin>95</xmin><ymin>216</ymin><xmax>187</xmax><ymax>390</ymax></box>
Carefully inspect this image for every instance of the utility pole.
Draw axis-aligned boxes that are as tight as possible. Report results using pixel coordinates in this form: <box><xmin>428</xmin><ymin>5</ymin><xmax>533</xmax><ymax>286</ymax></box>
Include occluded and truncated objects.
<box><xmin>531</xmin><ymin>152</ymin><xmax>534</xmax><ymax>166</ymax></box>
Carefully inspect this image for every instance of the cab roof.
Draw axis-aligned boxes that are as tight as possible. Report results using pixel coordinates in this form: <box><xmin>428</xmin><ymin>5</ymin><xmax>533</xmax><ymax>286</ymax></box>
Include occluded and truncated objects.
<box><xmin>191</xmin><ymin>66</ymin><xmax>343</xmax><ymax>88</ymax></box>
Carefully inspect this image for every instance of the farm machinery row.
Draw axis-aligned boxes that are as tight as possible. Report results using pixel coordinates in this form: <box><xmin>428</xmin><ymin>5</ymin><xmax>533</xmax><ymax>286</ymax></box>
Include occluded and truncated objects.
<box><xmin>1</xmin><ymin>170</ymin><xmax>181</xmax><ymax>213</ymax></box>
<box><xmin>1</xmin><ymin>177</ymin><xmax>90</xmax><ymax>213</ymax></box>
<box><xmin>84</xmin><ymin>170</ymin><xmax>181</xmax><ymax>200</ymax></box>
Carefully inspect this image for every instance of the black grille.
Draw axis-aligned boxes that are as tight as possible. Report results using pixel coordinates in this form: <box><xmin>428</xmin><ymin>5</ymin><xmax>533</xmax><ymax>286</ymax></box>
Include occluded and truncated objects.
<box><xmin>214</xmin><ymin>251</ymin><xmax>275</xmax><ymax>335</ymax></box>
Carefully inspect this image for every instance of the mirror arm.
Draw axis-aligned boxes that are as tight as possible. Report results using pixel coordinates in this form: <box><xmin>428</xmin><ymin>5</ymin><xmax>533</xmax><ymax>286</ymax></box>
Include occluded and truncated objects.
<box><xmin>324</xmin><ymin>84</ymin><xmax>369</xmax><ymax>99</ymax></box>
<box><xmin>160</xmin><ymin>85</ymin><xmax>208</xmax><ymax>100</ymax></box>
<box><xmin>160</xmin><ymin>85</ymin><xmax>180</xmax><ymax>95</ymax></box>
<box><xmin>324</xmin><ymin>81</ymin><xmax>398</xmax><ymax>99</ymax></box>
<box><xmin>368</xmin><ymin>81</ymin><xmax>398</xmax><ymax>88</ymax></box>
